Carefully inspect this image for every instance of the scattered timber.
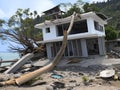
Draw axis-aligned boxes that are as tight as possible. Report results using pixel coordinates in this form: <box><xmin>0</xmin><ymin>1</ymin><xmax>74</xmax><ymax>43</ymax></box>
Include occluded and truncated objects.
<box><xmin>0</xmin><ymin>59</ymin><xmax>18</xmax><ymax>63</ymax></box>
<box><xmin>0</xmin><ymin>59</ymin><xmax>18</xmax><ymax>67</ymax></box>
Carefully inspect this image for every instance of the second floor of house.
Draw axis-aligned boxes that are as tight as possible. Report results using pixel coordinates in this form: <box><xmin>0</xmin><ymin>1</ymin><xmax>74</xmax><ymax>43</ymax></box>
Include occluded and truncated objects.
<box><xmin>35</xmin><ymin>12</ymin><xmax>107</xmax><ymax>41</ymax></box>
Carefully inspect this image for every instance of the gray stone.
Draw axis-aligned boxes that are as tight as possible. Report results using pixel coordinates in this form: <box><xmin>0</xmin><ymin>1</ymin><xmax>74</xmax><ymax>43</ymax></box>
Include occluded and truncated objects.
<box><xmin>14</xmin><ymin>73</ymin><xmax>22</xmax><ymax>78</ymax></box>
<box><xmin>46</xmin><ymin>85</ymin><xmax>54</xmax><ymax>90</ymax></box>
<box><xmin>23</xmin><ymin>64</ymin><xmax>32</xmax><ymax>68</ymax></box>
<box><xmin>52</xmin><ymin>82</ymin><xmax>65</xmax><ymax>89</ymax></box>
<box><xmin>0</xmin><ymin>67</ymin><xmax>6</xmax><ymax>72</ymax></box>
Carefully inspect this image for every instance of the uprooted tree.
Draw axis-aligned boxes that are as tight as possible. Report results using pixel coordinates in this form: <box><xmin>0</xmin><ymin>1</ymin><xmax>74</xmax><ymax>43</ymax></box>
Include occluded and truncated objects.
<box><xmin>0</xmin><ymin>12</ymin><xmax>77</xmax><ymax>86</ymax></box>
<box><xmin>0</xmin><ymin>8</ymin><xmax>44</xmax><ymax>54</ymax></box>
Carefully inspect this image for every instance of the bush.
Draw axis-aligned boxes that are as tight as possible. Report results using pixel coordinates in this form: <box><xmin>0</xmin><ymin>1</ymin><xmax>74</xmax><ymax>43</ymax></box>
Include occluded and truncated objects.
<box><xmin>105</xmin><ymin>25</ymin><xmax>118</xmax><ymax>40</ymax></box>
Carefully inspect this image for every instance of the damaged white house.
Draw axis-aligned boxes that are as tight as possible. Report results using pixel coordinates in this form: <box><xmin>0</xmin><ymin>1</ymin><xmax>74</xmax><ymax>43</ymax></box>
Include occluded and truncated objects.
<box><xmin>35</xmin><ymin>6</ymin><xmax>107</xmax><ymax>59</ymax></box>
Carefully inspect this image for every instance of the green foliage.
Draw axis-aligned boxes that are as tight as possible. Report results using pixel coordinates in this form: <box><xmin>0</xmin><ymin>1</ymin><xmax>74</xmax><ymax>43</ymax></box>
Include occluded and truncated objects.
<box><xmin>83</xmin><ymin>3</ymin><xmax>100</xmax><ymax>12</ymax></box>
<box><xmin>62</xmin><ymin>0</ymin><xmax>84</xmax><ymax>17</ymax></box>
<box><xmin>0</xmin><ymin>20</ymin><xmax>5</xmax><ymax>27</ymax></box>
<box><xmin>63</xmin><ymin>4</ymin><xmax>82</xmax><ymax>17</ymax></box>
<box><xmin>0</xmin><ymin>19</ymin><xmax>5</xmax><ymax>39</ymax></box>
<box><xmin>105</xmin><ymin>25</ymin><xmax>118</xmax><ymax>40</ymax></box>
<box><xmin>82</xmin><ymin>76</ymin><xmax>89</xmax><ymax>82</ymax></box>
<box><xmin>0</xmin><ymin>8</ymin><xmax>42</xmax><ymax>52</ymax></box>
<box><xmin>82</xmin><ymin>76</ymin><xmax>89</xmax><ymax>85</ymax></box>
<box><xmin>38</xmin><ymin>15</ymin><xmax>51</xmax><ymax>23</ymax></box>
<box><xmin>93</xmin><ymin>0</ymin><xmax>120</xmax><ymax>32</ymax></box>
<box><xmin>8</xmin><ymin>8</ymin><xmax>42</xmax><ymax>41</ymax></box>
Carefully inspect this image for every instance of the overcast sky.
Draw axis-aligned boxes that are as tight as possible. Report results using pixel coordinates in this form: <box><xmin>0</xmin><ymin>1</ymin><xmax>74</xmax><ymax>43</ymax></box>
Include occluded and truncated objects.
<box><xmin>0</xmin><ymin>0</ymin><xmax>107</xmax><ymax>52</ymax></box>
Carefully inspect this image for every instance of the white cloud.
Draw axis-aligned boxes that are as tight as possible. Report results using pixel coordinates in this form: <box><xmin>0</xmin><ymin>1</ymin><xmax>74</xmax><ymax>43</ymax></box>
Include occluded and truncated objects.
<box><xmin>29</xmin><ymin>0</ymin><xmax>55</xmax><ymax>15</ymax></box>
<box><xmin>0</xmin><ymin>0</ymin><xmax>55</xmax><ymax>18</ymax></box>
<box><xmin>0</xmin><ymin>9</ymin><xmax>6</xmax><ymax>19</ymax></box>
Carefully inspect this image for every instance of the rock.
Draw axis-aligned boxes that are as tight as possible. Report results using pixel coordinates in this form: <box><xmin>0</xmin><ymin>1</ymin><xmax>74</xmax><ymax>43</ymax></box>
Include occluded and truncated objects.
<box><xmin>52</xmin><ymin>82</ymin><xmax>65</xmax><ymax>89</ymax></box>
<box><xmin>46</xmin><ymin>85</ymin><xmax>54</xmax><ymax>90</ymax></box>
<box><xmin>52</xmin><ymin>70</ymin><xmax>58</xmax><ymax>74</ymax></box>
<box><xmin>0</xmin><ymin>77</ymin><xmax>4</xmax><ymax>81</ymax></box>
<box><xmin>21</xmin><ymin>68</ymin><xmax>31</xmax><ymax>73</ymax></box>
<box><xmin>67</xmin><ymin>86</ymin><xmax>73</xmax><ymax>90</ymax></box>
<box><xmin>114</xmin><ymin>74</ymin><xmax>119</xmax><ymax>80</ymax></box>
<box><xmin>0</xmin><ymin>67</ymin><xmax>6</xmax><ymax>72</ymax></box>
<box><xmin>116</xmin><ymin>72</ymin><xmax>120</xmax><ymax>80</ymax></box>
<box><xmin>14</xmin><ymin>73</ymin><xmax>22</xmax><ymax>78</ymax></box>
<box><xmin>89</xmin><ymin>79</ymin><xmax>95</xmax><ymax>83</ymax></box>
<box><xmin>0</xmin><ymin>73</ymin><xmax>14</xmax><ymax>81</ymax></box>
<box><xmin>78</xmin><ymin>72</ymin><xmax>84</xmax><ymax>76</ymax></box>
<box><xmin>75</xmin><ymin>83</ymin><xmax>80</xmax><ymax>86</ymax></box>
<box><xmin>23</xmin><ymin>64</ymin><xmax>32</xmax><ymax>68</ymax></box>
<box><xmin>5</xmin><ymin>66</ymin><xmax>11</xmax><ymax>69</ymax></box>
<box><xmin>69</xmin><ymin>80</ymin><xmax>76</xmax><ymax>83</ymax></box>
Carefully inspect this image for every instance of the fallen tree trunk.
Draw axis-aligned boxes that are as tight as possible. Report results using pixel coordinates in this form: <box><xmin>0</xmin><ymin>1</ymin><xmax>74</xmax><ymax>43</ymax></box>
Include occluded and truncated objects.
<box><xmin>0</xmin><ymin>12</ymin><xmax>77</xmax><ymax>86</ymax></box>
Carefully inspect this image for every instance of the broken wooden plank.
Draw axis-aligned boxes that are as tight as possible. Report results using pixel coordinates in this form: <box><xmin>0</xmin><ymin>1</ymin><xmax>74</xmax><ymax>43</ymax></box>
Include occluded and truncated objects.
<box><xmin>4</xmin><ymin>53</ymin><xmax>34</xmax><ymax>74</ymax></box>
<box><xmin>0</xmin><ymin>59</ymin><xmax>18</xmax><ymax>63</ymax></box>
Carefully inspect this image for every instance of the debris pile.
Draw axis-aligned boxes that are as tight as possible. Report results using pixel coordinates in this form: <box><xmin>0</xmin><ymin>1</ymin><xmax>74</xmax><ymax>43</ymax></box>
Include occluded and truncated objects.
<box><xmin>1</xmin><ymin>63</ymin><xmax>120</xmax><ymax>89</ymax></box>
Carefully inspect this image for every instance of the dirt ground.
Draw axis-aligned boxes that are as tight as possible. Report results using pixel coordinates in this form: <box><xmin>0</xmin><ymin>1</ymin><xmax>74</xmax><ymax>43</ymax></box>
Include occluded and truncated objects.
<box><xmin>1</xmin><ymin>56</ymin><xmax>120</xmax><ymax>90</ymax></box>
<box><xmin>1</xmin><ymin>69</ymin><xmax>120</xmax><ymax>90</ymax></box>
<box><xmin>0</xmin><ymin>85</ymin><xmax>119</xmax><ymax>90</ymax></box>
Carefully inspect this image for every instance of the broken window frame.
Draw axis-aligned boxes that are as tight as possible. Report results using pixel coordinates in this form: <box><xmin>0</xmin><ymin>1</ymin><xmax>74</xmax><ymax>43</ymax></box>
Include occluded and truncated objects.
<box><xmin>94</xmin><ymin>21</ymin><xmax>104</xmax><ymax>32</ymax></box>
<box><xmin>46</xmin><ymin>27</ymin><xmax>50</xmax><ymax>33</ymax></box>
<box><xmin>56</xmin><ymin>20</ymin><xmax>88</xmax><ymax>36</ymax></box>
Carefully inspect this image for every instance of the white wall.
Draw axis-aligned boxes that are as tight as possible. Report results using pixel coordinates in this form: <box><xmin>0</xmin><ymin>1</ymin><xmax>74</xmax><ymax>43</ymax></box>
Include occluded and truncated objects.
<box><xmin>87</xmin><ymin>17</ymin><xmax>105</xmax><ymax>36</ymax></box>
<box><xmin>87</xmin><ymin>17</ymin><xmax>95</xmax><ymax>34</ymax></box>
<box><xmin>46</xmin><ymin>43</ymin><xmax>52</xmax><ymax>58</ymax></box>
<box><xmin>41</xmin><ymin>17</ymin><xmax>106</xmax><ymax>41</ymax></box>
<box><xmin>92</xmin><ymin>15</ymin><xmax>106</xmax><ymax>36</ymax></box>
<box><xmin>42</xmin><ymin>25</ymin><xmax>57</xmax><ymax>40</ymax></box>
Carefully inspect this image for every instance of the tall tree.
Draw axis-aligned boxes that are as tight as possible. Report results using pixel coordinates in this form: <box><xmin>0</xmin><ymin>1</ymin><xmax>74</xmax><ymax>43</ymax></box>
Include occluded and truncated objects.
<box><xmin>83</xmin><ymin>3</ymin><xmax>100</xmax><ymax>12</ymax></box>
<box><xmin>60</xmin><ymin>3</ymin><xmax>72</xmax><ymax>12</ymax></box>
<box><xmin>0</xmin><ymin>20</ymin><xmax>5</xmax><ymax>39</ymax></box>
<box><xmin>63</xmin><ymin>5</ymin><xmax>82</xmax><ymax>17</ymax></box>
<box><xmin>62</xmin><ymin>0</ymin><xmax>84</xmax><ymax>17</ymax></box>
<box><xmin>93</xmin><ymin>0</ymin><xmax>120</xmax><ymax>33</ymax></box>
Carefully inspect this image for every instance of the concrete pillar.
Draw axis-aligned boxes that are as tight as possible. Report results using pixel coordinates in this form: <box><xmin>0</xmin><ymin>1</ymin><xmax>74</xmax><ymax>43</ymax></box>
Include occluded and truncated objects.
<box><xmin>98</xmin><ymin>37</ymin><xmax>106</xmax><ymax>55</ymax></box>
<box><xmin>81</xmin><ymin>39</ymin><xmax>88</xmax><ymax>57</ymax></box>
<box><xmin>87</xmin><ymin>18</ymin><xmax>95</xmax><ymax>34</ymax></box>
<box><xmin>46</xmin><ymin>43</ymin><xmax>52</xmax><ymax>58</ymax></box>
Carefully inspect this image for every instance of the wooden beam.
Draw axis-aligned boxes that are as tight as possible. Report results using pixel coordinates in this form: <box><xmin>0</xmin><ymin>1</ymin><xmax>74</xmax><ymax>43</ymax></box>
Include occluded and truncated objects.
<box><xmin>0</xmin><ymin>59</ymin><xmax>17</xmax><ymax>63</ymax></box>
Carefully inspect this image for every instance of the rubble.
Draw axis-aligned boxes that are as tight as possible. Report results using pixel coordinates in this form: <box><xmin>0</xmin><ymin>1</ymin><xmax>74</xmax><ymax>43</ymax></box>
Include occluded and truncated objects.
<box><xmin>0</xmin><ymin>64</ymin><xmax>120</xmax><ymax>89</ymax></box>
<box><xmin>31</xmin><ymin>81</ymin><xmax>46</xmax><ymax>86</ymax></box>
<box><xmin>51</xmin><ymin>82</ymin><xmax>65</xmax><ymax>89</ymax></box>
<box><xmin>5</xmin><ymin>53</ymin><xmax>34</xmax><ymax>74</ymax></box>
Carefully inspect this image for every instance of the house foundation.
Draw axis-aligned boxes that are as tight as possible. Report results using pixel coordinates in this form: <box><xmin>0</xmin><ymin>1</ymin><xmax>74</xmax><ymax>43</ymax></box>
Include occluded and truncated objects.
<box><xmin>46</xmin><ymin>37</ymin><xmax>105</xmax><ymax>59</ymax></box>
